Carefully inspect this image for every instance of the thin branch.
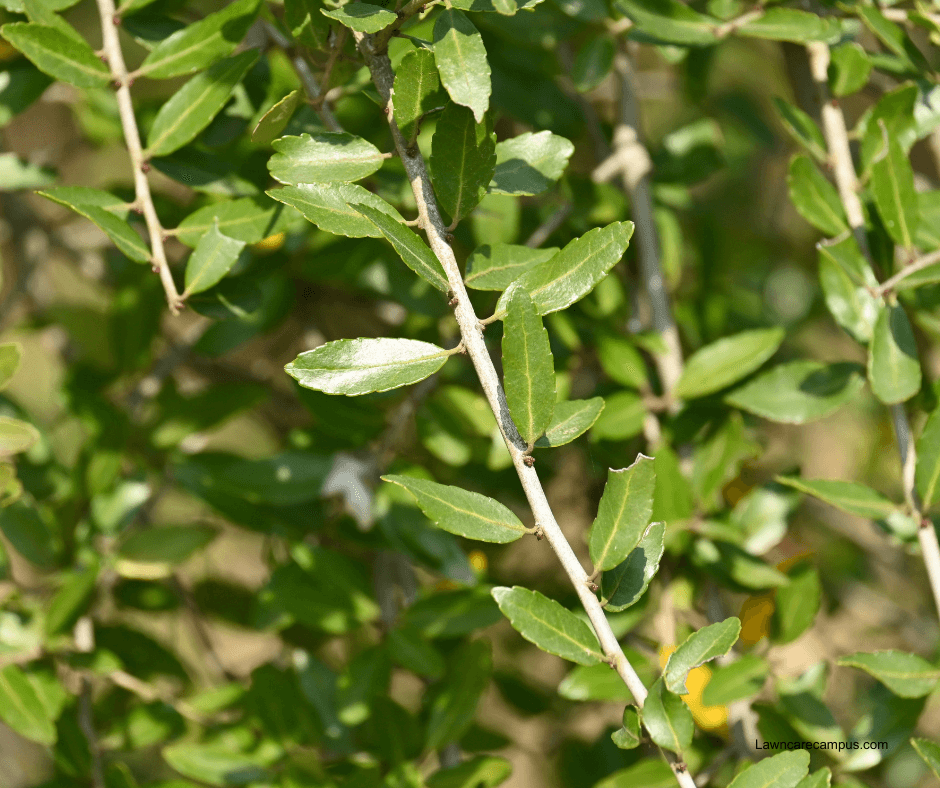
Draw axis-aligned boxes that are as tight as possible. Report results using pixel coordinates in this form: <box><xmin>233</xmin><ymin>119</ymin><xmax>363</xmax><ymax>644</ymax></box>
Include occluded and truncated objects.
<box><xmin>372</xmin><ymin>0</ymin><xmax>436</xmax><ymax>52</ymax></box>
<box><xmin>94</xmin><ymin>0</ymin><xmax>182</xmax><ymax>315</ymax></box>
<box><xmin>871</xmin><ymin>248</ymin><xmax>940</xmax><ymax>297</ymax></box>
<box><xmin>712</xmin><ymin>7</ymin><xmax>764</xmax><ymax>38</ymax></box>
<box><xmin>353</xmin><ymin>31</ymin><xmax>697</xmax><ymax>788</ymax></box>
<box><xmin>524</xmin><ymin>203</ymin><xmax>573</xmax><ymax>248</ymax></box>
<box><xmin>805</xmin><ymin>41</ymin><xmax>940</xmax><ymax>620</ymax></box>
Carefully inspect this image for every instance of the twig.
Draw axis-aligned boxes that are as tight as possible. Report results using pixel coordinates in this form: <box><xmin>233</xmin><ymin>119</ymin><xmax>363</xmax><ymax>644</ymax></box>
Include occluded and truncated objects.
<box><xmin>372</xmin><ymin>0</ymin><xmax>435</xmax><ymax>52</ymax></box>
<box><xmin>871</xmin><ymin>248</ymin><xmax>940</xmax><ymax>297</ymax></box>
<box><xmin>353</xmin><ymin>31</ymin><xmax>697</xmax><ymax>788</ymax></box>
<box><xmin>609</xmin><ymin>53</ymin><xmax>684</xmax><ymax>401</ymax></box>
<box><xmin>805</xmin><ymin>41</ymin><xmax>940</xmax><ymax>620</ymax></box>
<box><xmin>713</xmin><ymin>7</ymin><xmax>764</xmax><ymax>38</ymax></box>
<box><xmin>94</xmin><ymin>0</ymin><xmax>182</xmax><ymax>315</ymax></box>
<box><xmin>75</xmin><ymin>617</ymin><xmax>105</xmax><ymax>788</ymax></box>
<box><xmin>524</xmin><ymin>204</ymin><xmax>572</xmax><ymax>248</ymax></box>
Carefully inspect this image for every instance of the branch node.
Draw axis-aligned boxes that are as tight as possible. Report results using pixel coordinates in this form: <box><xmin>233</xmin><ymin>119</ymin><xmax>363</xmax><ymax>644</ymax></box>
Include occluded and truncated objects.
<box><xmin>141</xmin><ymin>162</ymin><xmax>151</xmax><ymax>173</ymax></box>
<box><xmin>112</xmin><ymin>13</ymin><xmax>121</xmax><ymax>25</ymax></box>
<box><xmin>523</xmin><ymin>455</ymin><xmax>535</xmax><ymax>467</ymax></box>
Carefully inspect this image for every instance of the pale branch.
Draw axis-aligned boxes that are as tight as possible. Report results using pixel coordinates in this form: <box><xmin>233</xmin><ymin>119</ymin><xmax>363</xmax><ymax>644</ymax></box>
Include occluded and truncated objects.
<box><xmin>94</xmin><ymin>0</ymin><xmax>182</xmax><ymax>315</ymax></box>
<box><xmin>524</xmin><ymin>203</ymin><xmax>572</xmax><ymax>248</ymax></box>
<box><xmin>805</xmin><ymin>41</ymin><xmax>940</xmax><ymax>620</ymax></box>
<box><xmin>871</xmin><ymin>248</ymin><xmax>940</xmax><ymax>297</ymax></box>
<box><xmin>353</xmin><ymin>31</ymin><xmax>697</xmax><ymax>788</ymax></box>
<box><xmin>610</xmin><ymin>53</ymin><xmax>684</xmax><ymax>402</ymax></box>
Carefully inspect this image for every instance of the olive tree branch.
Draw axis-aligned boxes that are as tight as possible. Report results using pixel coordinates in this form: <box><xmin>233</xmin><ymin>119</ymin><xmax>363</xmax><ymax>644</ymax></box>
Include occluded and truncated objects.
<box><xmin>94</xmin><ymin>0</ymin><xmax>182</xmax><ymax>315</ymax></box>
<box><xmin>870</xmin><ymin>248</ymin><xmax>940</xmax><ymax>297</ymax></box>
<box><xmin>353</xmin><ymin>31</ymin><xmax>697</xmax><ymax>788</ymax></box>
<box><xmin>806</xmin><ymin>41</ymin><xmax>940</xmax><ymax>619</ymax></box>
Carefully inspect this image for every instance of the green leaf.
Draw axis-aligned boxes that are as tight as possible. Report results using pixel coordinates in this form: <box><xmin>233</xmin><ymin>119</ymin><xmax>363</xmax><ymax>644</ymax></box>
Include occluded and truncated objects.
<box><xmin>431</xmin><ymin>103</ymin><xmax>496</xmax><ymax>223</ymax></box>
<box><xmin>176</xmin><ymin>196</ymin><xmax>294</xmax><ymax>246</ymax></box>
<box><xmin>675</xmin><ymin>328</ymin><xmax>784</xmax><ymax>399</ymax></box>
<box><xmin>0</xmin><ymin>61</ymin><xmax>52</xmax><ymax>128</ymax></box>
<box><xmin>119</xmin><ymin>525</ymin><xmax>218</xmax><ymax>564</ymax></box>
<box><xmin>137</xmin><ymin>0</ymin><xmax>260</xmax><ymax>79</ymax></box>
<box><xmin>45</xmin><ymin>563</ymin><xmax>98</xmax><ymax>636</ymax></box>
<box><xmin>393</xmin><ymin>48</ymin><xmax>446</xmax><ymax>144</ymax></box>
<box><xmin>353</xmin><ymin>203</ymin><xmax>449</xmax><ymax>292</ymax></box>
<box><xmin>829</xmin><ymin>43</ymin><xmax>871</xmax><ymax>97</ymax></box>
<box><xmin>611</xmin><ymin>706</ymin><xmax>642</xmax><ymax>749</ymax></box>
<box><xmin>613</xmin><ymin>0</ymin><xmax>718</xmax><ymax>46</ymax></box>
<box><xmin>590</xmin><ymin>390</ymin><xmax>645</xmax><ymax>442</ymax></box>
<box><xmin>288</xmin><ymin>338</ymin><xmax>451</xmax><ymax>396</ymax></box>
<box><xmin>494</xmin><ymin>222</ymin><xmax>634</xmax><ymax>317</ymax></box>
<box><xmin>427</xmin><ymin>756</ymin><xmax>512</xmax><ymax>788</ymax></box>
<box><xmin>572</xmin><ymin>37</ymin><xmax>615</xmax><ymax>93</ymax></box>
<box><xmin>401</xmin><ymin>588</ymin><xmax>501</xmax><ymax>638</ymax></box>
<box><xmin>868</xmin><ymin>304</ymin><xmax>921</xmax><ymax>405</ymax></box>
<box><xmin>383</xmin><ymin>474</ymin><xmax>527</xmax><ymax>543</ymax></box>
<box><xmin>588</xmin><ymin>455</ymin><xmax>655</xmax><ymax>573</ymax></box>
<box><xmin>268</xmin><ymin>182</ymin><xmax>405</xmax><ymax>238</ymax></box>
<box><xmin>693</xmin><ymin>539</ymin><xmax>788</xmax><ymax>589</ymax></box>
<box><xmin>595</xmin><ymin>761</ymin><xmax>675</xmax><ymax>788</ymax></box>
<box><xmin>773</xmin><ymin>563</ymin><xmax>821</xmax><ymax>644</ymax></box>
<box><xmin>183</xmin><ymin>221</ymin><xmax>246</xmax><ymax>297</ymax></box>
<box><xmin>0</xmin><ymin>502</ymin><xmax>56</xmax><ymax>567</ymax></box>
<box><xmin>535</xmin><ymin>398</ymin><xmax>605</xmax><ymax>448</ymax></box>
<box><xmin>387</xmin><ymin>627</ymin><xmax>445</xmax><ymax>679</ymax></box>
<box><xmin>151</xmin><ymin>149</ymin><xmax>259</xmax><ymax>197</ymax></box>
<box><xmin>322</xmin><ymin>3</ymin><xmax>396</xmax><ymax>33</ymax></box>
<box><xmin>162</xmin><ymin>742</ymin><xmax>273</xmax><ymax>786</ymax></box>
<box><xmin>502</xmin><ymin>286</ymin><xmax>555</xmax><ymax>445</ymax></box>
<box><xmin>837</xmin><ymin>651</ymin><xmax>940</xmax><ymax>698</ymax></box>
<box><xmin>251</xmin><ymin>90</ymin><xmax>303</xmax><ymax>145</ymax></box>
<box><xmin>146</xmin><ymin>49</ymin><xmax>258</xmax><ymax>157</ymax></box>
<box><xmin>787</xmin><ymin>154</ymin><xmax>848</xmax><ymax>236</ymax></box>
<box><xmin>0</xmin><ymin>23</ymin><xmax>110</xmax><ymax>87</ymax></box>
<box><xmin>39</xmin><ymin>186</ymin><xmax>151</xmax><ymax>263</ymax></box>
<box><xmin>0</xmin><ymin>152</ymin><xmax>54</xmax><ymax>191</ymax></box>
<box><xmin>772</xmin><ymin>97</ymin><xmax>827</xmax><ymax>163</ymax></box>
<box><xmin>491</xmin><ymin>586</ymin><xmax>604</xmax><ymax>665</ymax></box>
<box><xmin>0</xmin><ymin>416</ymin><xmax>39</xmax><ymax>456</ymax></box>
<box><xmin>426</xmin><ymin>639</ymin><xmax>492</xmax><ymax>749</ymax></box>
<box><xmin>0</xmin><ymin>664</ymin><xmax>56</xmax><ymax>745</ymax></box>
<box><xmin>726</xmin><ymin>361</ymin><xmax>865</xmax><ymax>424</ymax></box>
<box><xmin>664</xmin><ymin>617</ymin><xmax>741</xmax><ymax>694</ymax></box>
<box><xmin>727</xmin><ymin>750</ymin><xmax>809</xmax><ymax>788</ymax></box>
<box><xmin>870</xmin><ymin>130</ymin><xmax>919</xmax><ymax>249</ymax></box>
<box><xmin>433</xmin><ymin>9</ymin><xmax>491</xmax><ymax>123</ymax></box>
<box><xmin>911</xmin><ymin>738</ymin><xmax>940</xmax><ymax>780</ymax></box>
<box><xmin>559</xmin><ymin>662</ymin><xmax>638</xmax><ymax>701</ymax></box>
<box><xmin>702</xmin><ymin>655</ymin><xmax>768</xmax><ymax>705</ymax></box>
<box><xmin>464</xmin><ymin>244</ymin><xmax>556</xmax><ymax>291</ymax></box>
<box><xmin>268</xmin><ymin>132</ymin><xmax>386</xmax><ymax>185</ymax></box>
<box><xmin>737</xmin><ymin>9</ymin><xmax>836</xmax><ymax>43</ymax></box>
<box><xmin>778</xmin><ymin>686</ymin><xmax>844</xmax><ymax>750</ymax></box>
<box><xmin>450</xmin><ymin>0</ymin><xmax>545</xmax><ymax>12</ymax></box>
<box><xmin>858</xmin><ymin>6</ymin><xmax>931</xmax><ymax>73</ymax></box>
<box><xmin>916</xmin><ymin>408</ymin><xmax>940</xmax><ymax>510</ymax></box>
<box><xmin>601</xmin><ymin>521</ymin><xmax>666</xmax><ymax>611</ymax></box>
<box><xmin>490</xmin><ymin>131</ymin><xmax>574</xmax><ymax>196</ymax></box>
<box><xmin>597</xmin><ymin>334</ymin><xmax>647</xmax><ymax>388</ymax></box>
<box><xmin>818</xmin><ymin>244</ymin><xmax>879</xmax><ymax>343</ymax></box>
<box><xmin>775</xmin><ymin>476</ymin><xmax>898</xmax><ymax>519</ymax></box>
<box><xmin>0</xmin><ymin>343</ymin><xmax>20</xmax><ymax>390</ymax></box>
<box><xmin>643</xmin><ymin>677</ymin><xmax>693</xmax><ymax>754</ymax></box>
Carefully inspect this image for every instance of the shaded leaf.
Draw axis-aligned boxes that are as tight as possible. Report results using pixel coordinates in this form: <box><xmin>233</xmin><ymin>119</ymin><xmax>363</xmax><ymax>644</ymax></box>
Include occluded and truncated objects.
<box><xmin>870</xmin><ymin>130</ymin><xmax>919</xmax><ymax>249</ymax></box>
<box><xmin>916</xmin><ymin>408</ymin><xmax>940</xmax><ymax>510</ymax></box>
<box><xmin>465</xmin><ymin>244</ymin><xmax>556</xmax><ymax>291</ymax></box>
<box><xmin>0</xmin><ymin>664</ymin><xmax>56</xmax><ymax>745</ymax></box>
<box><xmin>46</xmin><ymin>563</ymin><xmax>98</xmax><ymax>636</ymax></box>
<box><xmin>490</xmin><ymin>131</ymin><xmax>574</xmax><ymax>196</ymax></box>
<box><xmin>176</xmin><ymin>196</ymin><xmax>295</xmax><ymax>246</ymax></box>
<box><xmin>664</xmin><ymin>617</ymin><xmax>741</xmax><ymax>694</ymax></box>
<box><xmin>287</xmin><ymin>338</ymin><xmax>452</xmax><ymax>396</ymax></box>
<box><xmin>702</xmin><ymin>655</ymin><xmax>768</xmax><ymax>706</ymax></box>
<box><xmin>643</xmin><ymin>677</ymin><xmax>693</xmax><ymax>754</ymax></box>
<box><xmin>737</xmin><ymin>9</ymin><xmax>836</xmax><ymax>43</ymax></box>
<box><xmin>426</xmin><ymin>640</ymin><xmax>492</xmax><ymax>749</ymax></box>
<box><xmin>491</xmin><ymin>586</ymin><xmax>604</xmax><ymax>665</ymax></box>
<box><xmin>613</xmin><ymin>0</ymin><xmax>718</xmax><ymax>46</ymax></box>
<box><xmin>829</xmin><ymin>43</ymin><xmax>871</xmax><ymax>97</ymax></box>
<box><xmin>383</xmin><ymin>475</ymin><xmax>527</xmax><ymax>543</ymax></box>
<box><xmin>502</xmin><ymin>286</ymin><xmax>555</xmax><ymax>445</ymax></box>
<box><xmin>268</xmin><ymin>182</ymin><xmax>405</xmax><ymax>238</ymax></box>
<box><xmin>572</xmin><ymin>37</ymin><xmax>615</xmax><ymax>92</ymax></box>
<box><xmin>0</xmin><ymin>23</ymin><xmax>110</xmax><ymax>87</ymax></box>
<box><xmin>119</xmin><ymin>525</ymin><xmax>218</xmax><ymax>564</ymax></box>
<box><xmin>251</xmin><ymin>90</ymin><xmax>303</xmax><ymax>145</ymax></box>
<box><xmin>535</xmin><ymin>398</ymin><xmax>604</xmax><ymax>448</ymax></box>
<box><xmin>322</xmin><ymin>3</ymin><xmax>396</xmax><ymax>33</ymax></box>
<box><xmin>183</xmin><ymin>221</ymin><xmax>246</xmax><ymax>297</ymax></box>
<box><xmin>776</xmin><ymin>476</ymin><xmax>898</xmax><ymax>519</ymax></box>
<box><xmin>0</xmin><ymin>60</ymin><xmax>52</xmax><ymax>128</ymax></box>
<box><xmin>393</xmin><ymin>48</ymin><xmax>446</xmax><ymax>144</ymax></box>
<box><xmin>589</xmin><ymin>455</ymin><xmax>655</xmax><ymax>573</ymax></box>
<box><xmin>838</xmin><ymin>651</ymin><xmax>940</xmax><ymax>698</ymax></box>
<box><xmin>787</xmin><ymin>154</ymin><xmax>848</xmax><ymax>236</ymax></box>
<box><xmin>268</xmin><ymin>132</ymin><xmax>386</xmax><ymax>185</ymax></box>
<box><xmin>433</xmin><ymin>9</ymin><xmax>491</xmax><ymax>123</ymax></box>
<box><xmin>773</xmin><ymin>563</ymin><xmax>821</xmax><ymax>644</ymax></box>
<box><xmin>726</xmin><ymin>361</ymin><xmax>865</xmax><ymax>424</ymax></box>
<box><xmin>772</xmin><ymin>97</ymin><xmax>827</xmax><ymax>162</ymax></box>
<box><xmin>868</xmin><ymin>304</ymin><xmax>921</xmax><ymax>405</ymax></box>
<box><xmin>676</xmin><ymin>328</ymin><xmax>784</xmax><ymax>399</ymax></box>
<box><xmin>602</xmin><ymin>521</ymin><xmax>665</xmax><ymax>611</ymax></box>
<box><xmin>431</xmin><ymin>103</ymin><xmax>496</xmax><ymax>223</ymax></box>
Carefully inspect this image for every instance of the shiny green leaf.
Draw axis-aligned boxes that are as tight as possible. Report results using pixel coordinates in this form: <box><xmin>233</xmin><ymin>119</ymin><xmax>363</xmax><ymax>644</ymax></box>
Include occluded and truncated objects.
<box><xmin>911</xmin><ymin>738</ymin><xmax>940</xmax><ymax>780</ymax></box>
<box><xmin>251</xmin><ymin>89</ymin><xmax>302</xmax><ymax>145</ymax></box>
<box><xmin>0</xmin><ymin>664</ymin><xmax>56</xmax><ymax>745</ymax></box>
<box><xmin>871</xmin><ymin>131</ymin><xmax>919</xmax><ymax>249</ymax></box>
<box><xmin>490</xmin><ymin>131</ymin><xmax>574</xmax><ymax>196</ymax></box>
<box><xmin>268</xmin><ymin>132</ymin><xmax>386</xmax><ymax>185</ymax></box>
<box><xmin>0</xmin><ymin>23</ymin><xmax>110</xmax><ymax>87</ymax></box>
<box><xmin>775</xmin><ymin>476</ymin><xmax>898</xmax><ymax>519</ymax></box>
<box><xmin>183</xmin><ymin>221</ymin><xmax>245</xmax><ymax>296</ymax></box>
<box><xmin>46</xmin><ymin>562</ymin><xmax>98</xmax><ymax>636</ymax></box>
<box><xmin>838</xmin><ymin>651</ymin><xmax>940</xmax><ymax>698</ymax></box>
<box><xmin>643</xmin><ymin>677</ymin><xmax>693</xmax><ymax>754</ymax></box>
<box><xmin>431</xmin><ymin>103</ymin><xmax>496</xmax><ymax>223</ymax></box>
<box><xmin>772</xmin><ymin>97</ymin><xmax>827</xmax><ymax>162</ymax></box>
<box><xmin>613</xmin><ymin>0</ymin><xmax>718</xmax><ymax>46</ymax></box>
<box><xmin>535</xmin><ymin>398</ymin><xmax>604</xmax><ymax>448</ymax></box>
<box><xmin>502</xmin><ymin>286</ymin><xmax>555</xmax><ymax>445</ymax></box>
<box><xmin>610</xmin><ymin>706</ymin><xmax>641</xmax><ymax>750</ymax></box>
<box><xmin>427</xmin><ymin>756</ymin><xmax>512</xmax><ymax>788</ymax></box>
<box><xmin>393</xmin><ymin>48</ymin><xmax>446</xmax><ymax>144</ymax></box>
<box><xmin>175</xmin><ymin>196</ymin><xmax>294</xmax><ymax>246</ymax></box>
<box><xmin>383</xmin><ymin>474</ymin><xmax>527</xmax><ymax>543</ymax></box>
<box><xmin>589</xmin><ymin>455</ymin><xmax>655</xmax><ymax>572</ymax></box>
<box><xmin>268</xmin><ymin>182</ymin><xmax>404</xmax><ymax>238</ymax></box>
<box><xmin>161</xmin><ymin>742</ymin><xmax>273</xmax><ymax>786</ymax></box>
<box><xmin>433</xmin><ymin>9</ymin><xmax>491</xmax><ymax>123</ymax></box>
<box><xmin>829</xmin><ymin>43</ymin><xmax>871</xmax><ymax>97</ymax></box>
<box><xmin>727</xmin><ymin>750</ymin><xmax>809</xmax><ymax>788</ymax></box>
<box><xmin>664</xmin><ymin>617</ymin><xmax>741</xmax><ymax>694</ymax></box>
<box><xmin>868</xmin><ymin>304</ymin><xmax>921</xmax><ymax>405</ymax></box>
<box><xmin>491</xmin><ymin>586</ymin><xmax>604</xmax><ymax>665</ymax></box>
<box><xmin>676</xmin><ymin>328</ymin><xmax>784</xmax><ymax>399</ymax></box>
<box><xmin>726</xmin><ymin>361</ymin><xmax>865</xmax><ymax>423</ymax></box>
<box><xmin>287</xmin><ymin>338</ymin><xmax>451</xmax><ymax>396</ymax></box>
<box><xmin>787</xmin><ymin>154</ymin><xmax>848</xmax><ymax>236</ymax></box>
<box><xmin>737</xmin><ymin>9</ymin><xmax>836</xmax><ymax>43</ymax></box>
<box><xmin>602</xmin><ymin>521</ymin><xmax>665</xmax><ymax>611</ymax></box>
<box><xmin>0</xmin><ymin>416</ymin><xmax>39</xmax><ymax>456</ymax></box>
<box><xmin>464</xmin><ymin>244</ymin><xmax>556</xmax><ymax>291</ymax></box>
<box><xmin>322</xmin><ymin>3</ymin><xmax>396</xmax><ymax>33</ymax></box>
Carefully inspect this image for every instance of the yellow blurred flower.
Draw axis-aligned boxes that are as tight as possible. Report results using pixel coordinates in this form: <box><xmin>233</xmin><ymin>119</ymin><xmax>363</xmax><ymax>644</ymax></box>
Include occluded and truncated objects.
<box><xmin>659</xmin><ymin>645</ymin><xmax>730</xmax><ymax>734</ymax></box>
<box><xmin>252</xmin><ymin>232</ymin><xmax>285</xmax><ymax>252</ymax></box>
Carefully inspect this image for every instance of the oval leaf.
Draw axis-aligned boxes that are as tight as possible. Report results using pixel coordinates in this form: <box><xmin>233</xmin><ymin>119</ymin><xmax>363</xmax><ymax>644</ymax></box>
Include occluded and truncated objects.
<box><xmin>433</xmin><ymin>9</ymin><xmax>491</xmax><ymax>123</ymax></box>
<box><xmin>664</xmin><ymin>617</ymin><xmax>741</xmax><ymax>694</ymax></box>
<box><xmin>0</xmin><ymin>343</ymin><xmax>21</xmax><ymax>391</ymax></box>
<box><xmin>490</xmin><ymin>131</ymin><xmax>574</xmax><ymax>196</ymax></box>
<box><xmin>787</xmin><ymin>154</ymin><xmax>848</xmax><ymax>236</ymax></box>
<box><xmin>383</xmin><ymin>474</ymin><xmax>527</xmax><ymax>543</ymax></box>
<box><xmin>601</xmin><ymin>521</ymin><xmax>666</xmax><ymax>611</ymax></box>
<box><xmin>426</xmin><ymin>639</ymin><xmax>492</xmax><ymax>749</ymax></box>
<box><xmin>611</xmin><ymin>705</ymin><xmax>642</xmax><ymax>750</ymax></box>
<box><xmin>775</xmin><ymin>476</ymin><xmax>898</xmax><ymax>519</ymax></box>
<box><xmin>252</xmin><ymin>89</ymin><xmax>303</xmax><ymax>145</ymax></box>
<box><xmin>676</xmin><ymin>327</ymin><xmax>784</xmax><ymax>399</ymax></box>
<box><xmin>465</xmin><ymin>244</ymin><xmax>557</xmax><ymax>291</ymax></box>
<box><xmin>912</xmin><ymin>738</ymin><xmax>940</xmax><ymax>780</ymax></box>
<box><xmin>286</xmin><ymin>337</ymin><xmax>451</xmax><ymax>396</ymax></box>
<box><xmin>535</xmin><ymin>398</ymin><xmax>605</xmax><ymax>449</ymax></box>
<box><xmin>614</xmin><ymin>0</ymin><xmax>718</xmax><ymax>46</ymax></box>
<box><xmin>871</xmin><ymin>131</ymin><xmax>919</xmax><ymax>249</ymax></box>
<box><xmin>916</xmin><ymin>408</ymin><xmax>940</xmax><ymax>510</ymax></box>
<box><xmin>589</xmin><ymin>455</ymin><xmax>655</xmax><ymax>573</ymax></box>
<box><xmin>183</xmin><ymin>221</ymin><xmax>246</xmax><ymax>296</ymax></box>
<box><xmin>737</xmin><ymin>9</ymin><xmax>836</xmax><ymax>43</ymax></box>
<box><xmin>868</xmin><ymin>304</ymin><xmax>921</xmax><ymax>405</ymax></box>
<box><xmin>119</xmin><ymin>525</ymin><xmax>218</xmax><ymax>564</ymax></box>
<box><xmin>502</xmin><ymin>286</ymin><xmax>555</xmax><ymax>445</ymax></box>
<box><xmin>268</xmin><ymin>182</ymin><xmax>405</xmax><ymax>238</ymax></box>
<box><xmin>0</xmin><ymin>416</ymin><xmax>39</xmax><ymax>456</ymax></box>
<box><xmin>268</xmin><ymin>132</ymin><xmax>386</xmax><ymax>185</ymax></box>
<box><xmin>837</xmin><ymin>650</ymin><xmax>940</xmax><ymax>698</ymax></box>
<box><xmin>727</xmin><ymin>750</ymin><xmax>809</xmax><ymax>788</ymax></box>
<box><xmin>0</xmin><ymin>23</ymin><xmax>110</xmax><ymax>87</ymax></box>
<box><xmin>430</xmin><ymin>103</ymin><xmax>496</xmax><ymax>223</ymax></box>
<box><xmin>643</xmin><ymin>677</ymin><xmax>693</xmax><ymax>754</ymax></box>
<box><xmin>393</xmin><ymin>48</ymin><xmax>446</xmax><ymax>144</ymax></box>
<box><xmin>491</xmin><ymin>586</ymin><xmax>604</xmax><ymax>665</ymax></box>
<box><xmin>322</xmin><ymin>3</ymin><xmax>396</xmax><ymax>33</ymax></box>
<box><xmin>0</xmin><ymin>664</ymin><xmax>56</xmax><ymax>745</ymax></box>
